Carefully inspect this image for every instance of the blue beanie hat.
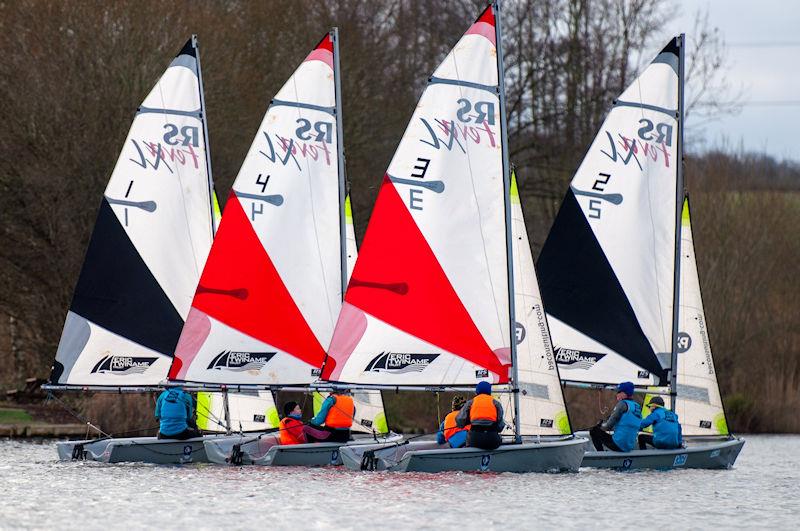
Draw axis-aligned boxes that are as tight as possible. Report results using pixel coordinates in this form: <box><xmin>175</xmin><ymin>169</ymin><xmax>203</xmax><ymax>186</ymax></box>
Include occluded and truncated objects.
<box><xmin>476</xmin><ymin>381</ymin><xmax>492</xmax><ymax>395</ymax></box>
<box><xmin>616</xmin><ymin>381</ymin><xmax>635</xmax><ymax>397</ymax></box>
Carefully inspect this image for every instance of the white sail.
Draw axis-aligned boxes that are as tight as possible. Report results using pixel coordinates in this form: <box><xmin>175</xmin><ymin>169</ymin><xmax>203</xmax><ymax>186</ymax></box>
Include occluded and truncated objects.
<box><xmin>50</xmin><ymin>39</ymin><xmax>214</xmax><ymax>386</ymax></box>
<box><xmin>538</xmin><ymin>39</ymin><xmax>681</xmax><ymax>386</ymax></box>
<box><xmin>345</xmin><ymin>194</ymin><xmax>357</xmax><ymax>282</ymax></box>
<box><xmin>323</xmin><ymin>7</ymin><xmax>512</xmax><ymax>386</ymax></box>
<box><xmin>498</xmin><ymin>173</ymin><xmax>571</xmax><ymax>435</ymax></box>
<box><xmin>197</xmin><ymin>391</ymin><xmax>279</xmax><ymax>433</ymax></box>
<box><xmin>170</xmin><ymin>34</ymin><xmax>341</xmax><ymax>385</ymax></box>
<box><xmin>675</xmin><ymin>198</ymin><xmax>729</xmax><ymax>435</ymax></box>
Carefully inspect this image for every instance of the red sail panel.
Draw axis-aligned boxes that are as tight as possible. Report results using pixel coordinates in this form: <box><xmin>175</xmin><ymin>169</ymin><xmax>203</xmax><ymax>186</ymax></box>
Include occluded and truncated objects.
<box><xmin>183</xmin><ymin>192</ymin><xmax>326</xmax><ymax>369</ymax></box>
<box><xmin>345</xmin><ymin>176</ymin><xmax>508</xmax><ymax>381</ymax></box>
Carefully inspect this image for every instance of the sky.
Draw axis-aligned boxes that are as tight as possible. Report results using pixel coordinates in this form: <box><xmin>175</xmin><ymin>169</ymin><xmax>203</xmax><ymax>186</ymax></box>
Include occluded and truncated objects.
<box><xmin>654</xmin><ymin>0</ymin><xmax>800</xmax><ymax>161</ymax></box>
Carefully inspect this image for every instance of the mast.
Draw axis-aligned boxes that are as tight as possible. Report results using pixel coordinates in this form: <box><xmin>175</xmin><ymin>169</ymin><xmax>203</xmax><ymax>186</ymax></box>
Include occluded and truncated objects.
<box><xmin>332</xmin><ymin>27</ymin><xmax>348</xmax><ymax>297</ymax></box>
<box><xmin>194</xmin><ymin>34</ymin><xmax>217</xmax><ymax>235</ymax></box>
<box><xmin>669</xmin><ymin>34</ymin><xmax>686</xmax><ymax>411</ymax></box>
<box><xmin>493</xmin><ymin>0</ymin><xmax>520</xmax><ymax>442</ymax></box>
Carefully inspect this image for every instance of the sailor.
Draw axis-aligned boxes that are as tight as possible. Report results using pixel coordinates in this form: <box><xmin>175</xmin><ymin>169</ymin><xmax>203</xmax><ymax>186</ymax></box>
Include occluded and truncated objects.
<box><xmin>456</xmin><ymin>381</ymin><xmax>504</xmax><ymax>450</ymax></box>
<box><xmin>589</xmin><ymin>381</ymin><xmax>642</xmax><ymax>452</ymax></box>
<box><xmin>279</xmin><ymin>401</ymin><xmax>307</xmax><ymax>445</ymax></box>
<box><xmin>303</xmin><ymin>389</ymin><xmax>354</xmax><ymax>443</ymax></box>
<box><xmin>154</xmin><ymin>386</ymin><xmax>200</xmax><ymax>440</ymax></box>
<box><xmin>436</xmin><ymin>395</ymin><xmax>469</xmax><ymax>448</ymax></box>
<box><xmin>638</xmin><ymin>396</ymin><xmax>683</xmax><ymax>450</ymax></box>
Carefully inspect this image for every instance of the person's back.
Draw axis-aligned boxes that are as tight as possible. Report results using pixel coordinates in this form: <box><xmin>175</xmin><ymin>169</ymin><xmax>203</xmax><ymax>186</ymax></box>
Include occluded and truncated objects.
<box><xmin>456</xmin><ymin>382</ymin><xmax>504</xmax><ymax>450</ymax></box>
<box><xmin>437</xmin><ymin>396</ymin><xmax>469</xmax><ymax>448</ymax></box>
<box><xmin>155</xmin><ymin>387</ymin><xmax>198</xmax><ymax>439</ymax></box>
<box><xmin>304</xmin><ymin>392</ymin><xmax>354</xmax><ymax>443</ymax></box>
<box><xmin>640</xmin><ymin>402</ymin><xmax>682</xmax><ymax>449</ymax></box>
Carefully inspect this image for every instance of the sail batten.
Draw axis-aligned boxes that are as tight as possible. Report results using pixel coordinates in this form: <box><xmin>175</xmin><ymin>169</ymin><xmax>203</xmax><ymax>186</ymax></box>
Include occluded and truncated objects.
<box><xmin>49</xmin><ymin>39</ymin><xmax>215</xmax><ymax>386</ymax></box>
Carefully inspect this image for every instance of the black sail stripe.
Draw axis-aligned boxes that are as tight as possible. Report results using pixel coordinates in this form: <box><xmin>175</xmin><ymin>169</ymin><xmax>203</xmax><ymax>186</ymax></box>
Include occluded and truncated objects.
<box><xmin>68</xmin><ymin>198</ymin><xmax>184</xmax><ymax>357</ymax></box>
<box><xmin>537</xmin><ymin>188</ymin><xmax>667</xmax><ymax>381</ymax></box>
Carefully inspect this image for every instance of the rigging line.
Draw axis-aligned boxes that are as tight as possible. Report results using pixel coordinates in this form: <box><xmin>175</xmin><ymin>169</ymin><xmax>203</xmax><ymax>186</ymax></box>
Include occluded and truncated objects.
<box><xmin>45</xmin><ymin>392</ymin><xmax>111</xmax><ymax>438</ymax></box>
<box><xmin>449</xmin><ymin>43</ymin><xmax>507</xmax><ymax>351</ymax></box>
<box><xmin>289</xmin><ymin>71</ymin><xmax>337</xmax><ymax>337</ymax></box>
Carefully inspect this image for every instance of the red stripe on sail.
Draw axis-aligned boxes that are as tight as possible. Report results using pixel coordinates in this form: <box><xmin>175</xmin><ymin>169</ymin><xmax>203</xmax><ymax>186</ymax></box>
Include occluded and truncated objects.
<box><xmin>342</xmin><ymin>176</ymin><xmax>508</xmax><ymax>382</ymax></box>
<box><xmin>465</xmin><ymin>6</ymin><xmax>496</xmax><ymax>45</ymax></box>
<box><xmin>305</xmin><ymin>33</ymin><xmax>334</xmax><ymax>68</ymax></box>
<box><xmin>184</xmin><ymin>193</ymin><xmax>326</xmax><ymax>370</ymax></box>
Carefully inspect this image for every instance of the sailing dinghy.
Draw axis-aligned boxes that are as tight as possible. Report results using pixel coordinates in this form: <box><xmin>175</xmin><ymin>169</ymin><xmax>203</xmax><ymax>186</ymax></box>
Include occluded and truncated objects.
<box><xmin>45</xmin><ymin>37</ymin><xmax>249</xmax><ymax>464</ymax></box>
<box><xmin>537</xmin><ymin>35</ymin><xmax>744</xmax><ymax>470</ymax></box>
<box><xmin>327</xmin><ymin>2</ymin><xmax>586</xmax><ymax>473</ymax></box>
<box><xmin>157</xmin><ymin>30</ymin><xmax>397</xmax><ymax>467</ymax></box>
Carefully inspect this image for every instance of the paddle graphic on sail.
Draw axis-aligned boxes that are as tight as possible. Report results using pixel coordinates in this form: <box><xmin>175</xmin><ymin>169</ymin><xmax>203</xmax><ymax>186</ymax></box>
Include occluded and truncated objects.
<box><xmin>538</xmin><ymin>39</ymin><xmax>681</xmax><ymax>387</ymax></box>
<box><xmin>675</xmin><ymin>197</ymin><xmax>729</xmax><ymax>435</ymax></box>
<box><xmin>49</xmin><ymin>38</ymin><xmax>215</xmax><ymax>386</ymax></box>
<box><xmin>323</xmin><ymin>6</ymin><xmax>513</xmax><ymax>387</ymax></box>
<box><xmin>169</xmin><ymin>33</ymin><xmax>343</xmax><ymax>386</ymax></box>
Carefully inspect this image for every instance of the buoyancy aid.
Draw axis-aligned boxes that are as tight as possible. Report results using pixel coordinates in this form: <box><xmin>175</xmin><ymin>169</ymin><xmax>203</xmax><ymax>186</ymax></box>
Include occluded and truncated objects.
<box><xmin>612</xmin><ymin>399</ymin><xmax>642</xmax><ymax>452</ymax></box>
<box><xmin>444</xmin><ymin>410</ymin><xmax>469</xmax><ymax>441</ymax></box>
<box><xmin>652</xmin><ymin>407</ymin><xmax>683</xmax><ymax>449</ymax></box>
<box><xmin>279</xmin><ymin>416</ymin><xmax>305</xmax><ymax>445</ymax></box>
<box><xmin>324</xmin><ymin>394</ymin><xmax>354</xmax><ymax>429</ymax></box>
<box><xmin>469</xmin><ymin>394</ymin><xmax>498</xmax><ymax>423</ymax></box>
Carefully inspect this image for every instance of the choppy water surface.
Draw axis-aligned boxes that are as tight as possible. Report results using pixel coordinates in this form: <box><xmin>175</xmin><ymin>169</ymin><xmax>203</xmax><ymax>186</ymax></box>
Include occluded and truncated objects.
<box><xmin>0</xmin><ymin>435</ymin><xmax>797</xmax><ymax>529</ymax></box>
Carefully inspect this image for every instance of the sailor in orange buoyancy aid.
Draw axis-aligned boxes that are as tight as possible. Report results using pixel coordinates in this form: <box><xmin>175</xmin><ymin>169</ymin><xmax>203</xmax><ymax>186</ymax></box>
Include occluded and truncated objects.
<box><xmin>279</xmin><ymin>401</ymin><xmax>306</xmax><ymax>445</ymax></box>
<box><xmin>303</xmin><ymin>390</ymin><xmax>355</xmax><ymax>444</ymax></box>
<box><xmin>456</xmin><ymin>381</ymin><xmax>505</xmax><ymax>450</ymax></box>
<box><xmin>436</xmin><ymin>395</ymin><xmax>469</xmax><ymax>448</ymax></box>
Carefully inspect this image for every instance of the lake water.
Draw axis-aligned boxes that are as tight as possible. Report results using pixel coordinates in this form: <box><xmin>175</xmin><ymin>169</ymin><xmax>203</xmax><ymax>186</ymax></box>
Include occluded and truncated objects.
<box><xmin>0</xmin><ymin>435</ymin><xmax>797</xmax><ymax>529</ymax></box>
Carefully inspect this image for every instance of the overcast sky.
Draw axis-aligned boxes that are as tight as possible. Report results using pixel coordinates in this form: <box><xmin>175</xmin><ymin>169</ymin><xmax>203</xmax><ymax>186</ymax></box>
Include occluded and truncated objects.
<box><xmin>651</xmin><ymin>0</ymin><xmax>800</xmax><ymax>161</ymax></box>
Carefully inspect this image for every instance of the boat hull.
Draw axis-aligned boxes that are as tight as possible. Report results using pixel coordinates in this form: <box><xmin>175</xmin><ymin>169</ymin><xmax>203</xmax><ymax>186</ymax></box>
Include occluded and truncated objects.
<box><xmin>340</xmin><ymin>436</ymin><xmax>588</xmax><ymax>473</ymax></box>
<box><xmin>580</xmin><ymin>436</ymin><xmax>745</xmax><ymax>470</ymax></box>
<box><xmin>204</xmin><ymin>432</ymin><xmax>404</xmax><ymax>466</ymax></box>
<box><xmin>56</xmin><ymin>435</ymin><xmax>228</xmax><ymax>464</ymax></box>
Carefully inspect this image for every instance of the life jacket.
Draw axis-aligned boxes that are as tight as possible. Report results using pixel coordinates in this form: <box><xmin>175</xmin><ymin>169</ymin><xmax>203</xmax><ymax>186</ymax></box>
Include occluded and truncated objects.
<box><xmin>469</xmin><ymin>394</ymin><xmax>498</xmax><ymax>423</ymax></box>
<box><xmin>158</xmin><ymin>389</ymin><xmax>189</xmax><ymax>436</ymax></box>
<box><xmin>651</xmin><ymin>407</ymin><xmax>683</xmax><ymax>449</ymax></box>
<box><xmin>324</xmin><ymin>394</ymin><xmax>354</xmax><ymax>429</ymax></box>
<box><xmin>279</xmin><ymin>416</ymin><xmax>304</xmax><ymax>445</ymax></box>
<box><xmin>443</xmin><ymin>410</ymin><xmax>469</xmax><ymax>441</ymax></box>
<box><xmin>611</xmin><ymin>399</ymin><xmax>642</xmax><ymax>452</ymax></box>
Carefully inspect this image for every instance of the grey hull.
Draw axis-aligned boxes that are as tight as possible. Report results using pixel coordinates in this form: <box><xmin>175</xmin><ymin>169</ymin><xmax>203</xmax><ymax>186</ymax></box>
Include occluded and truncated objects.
<box><xmin>56</xmin><ymin>435</ymin><xmax>228</xmax><ymax>464</ymax></box>
<box><xmin>341</xmin><ymin>436</ymin><xmax>588</xmax><ymax>473</ymax></box>
<box><xmin>580</xmin><ymin>436</ymin><xmax>745</xmax><ymax>470</ymax></box>
<box><xmin>205</xmin><ymin>432</ymin><xmax>403</xmax><ymax>466</ymax></box>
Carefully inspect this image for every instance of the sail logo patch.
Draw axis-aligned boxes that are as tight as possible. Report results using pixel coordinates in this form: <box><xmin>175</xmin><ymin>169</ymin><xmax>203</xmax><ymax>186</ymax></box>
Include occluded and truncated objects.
<box><xmin>677</xmin><ymin>332</ymin><xmax>692</xmax><ymax>353</ymax></box>
<box><xmin>540</xmin><ymin>418</ymin><xmax>554</xmax><ymax>428</ymax></box>
<box><xmin>554</xmin><ymin>348</ymin><xmax>605</xmax><ymax>370</ymax></box>
<box><xmin>699</xmin><ymin>420</ymin><xmax>712</xmax><ymax>429</ymax></box>
<box><xmin>90</xmin><ymin>355</ymin><xmax>158</xmax><ymax>376</ymax></box>
<box><xmin>365</xmin><ymin>352</ymin><xmax>439</xmax><ymax>374</ymax></box>
<box><xmin>207</xmin><ymin>351</ymin><xmax>276</xmax><ymax>372</ymax></box>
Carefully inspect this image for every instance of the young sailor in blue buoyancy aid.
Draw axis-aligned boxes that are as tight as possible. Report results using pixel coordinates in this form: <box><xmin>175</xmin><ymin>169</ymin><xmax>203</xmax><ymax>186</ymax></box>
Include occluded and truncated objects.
<box><xmin>155</xmin><ymin>387</ymin><xmax>201</xmax><ymax>440</ymax></box>
<box><xmin>638</xmin><ymin>396</ymin><xmax>683</xmax><ymax>450</ymax></box>
<box><xmin>436</xmin><ymin>395</ymin><xmax>469</xmax><ymax>448</ymax></box>
<box><xmin>589</xmin><ymin>381</ymin><xmax>642</xmax><ymax>452</ymax></box>
<box><xmin>456</xmin><ymin>381</ymin><xmax>505</xmax><ymax>450</ymax></box>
